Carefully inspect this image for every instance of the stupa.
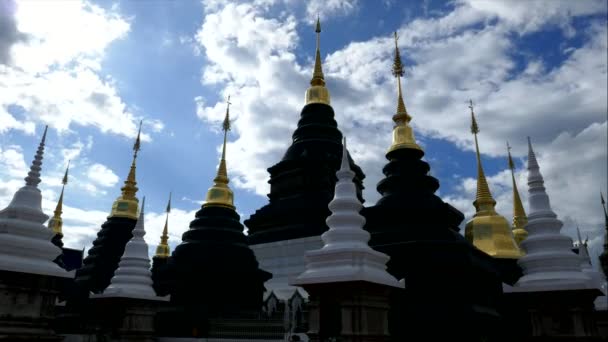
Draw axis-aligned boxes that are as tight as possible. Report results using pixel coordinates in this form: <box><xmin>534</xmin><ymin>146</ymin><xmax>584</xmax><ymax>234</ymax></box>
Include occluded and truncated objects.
<box><xmin>292</xmin><ymin>140</ymin><xmax>402</xmax><ymax>340</ymax></box>
<box><xmin>152</xmin><ymin>192</ymin><xmax>172</xmax><ymax>296</ymax></box>
<box><xmin>362</xmin><ymin>34</ymin><xmax>504</xmax><ymax>340</ymax></box>
<box><xmin>0</xmin><ymin>126</ymin><xmax>69</xmax><ymax>278</ymax></box>
<box><xmin>507</xmin><ymin>142</ymin><xmax>528</xmax><ymax>246</ymax></box>
<box><xmin>0</xmin><ymin>126</ymin><xmax>70</xmax><ymax>340</ymax></box>
<box><xmin>245</xmin><ymin>18</ymin><xmax>365</xmax><ymax>300</ymax></box>
<box><xmin>101</xmin><ymin>197</ymin><xmax>158</xmax><ymax>299</ymax></box>
<box><xmin>159</xmin><ymin>98</ymin><xmax>271</xmax><ymax>336</ymax></box>
<box><xmin>74</xmin><ymin>122</ymin><xmax>143</xmax><ymax>294</ymax></box>
<box><xmin>465</xmin><ymin>101</ymin><xmax>522</xmax><ymax>259</ymax></box>
<box><xmin>514</xmin><ymin>138</ymin><xmax>590</xmax><ymax>289</ymax></box>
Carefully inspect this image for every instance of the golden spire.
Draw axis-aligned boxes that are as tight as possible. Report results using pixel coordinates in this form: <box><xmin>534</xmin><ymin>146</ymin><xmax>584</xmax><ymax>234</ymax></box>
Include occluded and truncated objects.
<box><xmin>155</xmin><ymin>192</ymin><xmax>172</xmax><ymax>258</ymax></box>
<box><xmin>203</xmin><ymin>97</ymin><xmax>235</xmax><ymax>209</ymax></box>
<box><xmin>388</xmin><ymin>31</ymin><xmax>422</xmax><ymax>153</ymax></box>
<box><xmin>49</xmin><ymin>161</ymin><xmax>70</xmax><ymax>236</ymax></box>
<box><xmin>465</xmin><ymin>100</ymin><xmax>522</xmax><ymax>258</ymax></box>
<box><xmin>469</xmin><ymin>100</ymin><xmax>495</xmax><ymax>212</ymax></box>
<box><xmin>305</xmin><ymin>16</ymin><xmax>331</xmax><ymax>105</ymax></box>
<box><xmin>507</xmin><ymin>142</ymin><xmax>528</xmax><ymax>246</ymax></box>
<box><xmin>110</xmin><ymin>121</ymin><xmax>142</xmax><ymax>220</ymax></box>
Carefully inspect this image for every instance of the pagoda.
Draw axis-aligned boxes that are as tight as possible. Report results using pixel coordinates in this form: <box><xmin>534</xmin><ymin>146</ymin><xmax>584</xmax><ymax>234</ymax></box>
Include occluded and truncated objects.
<box><xmin>159</xmin><ymin>98</ymin><xmax>271</xmax><ymax>336</ymax></box>
<box><xmin>74</xmin><ymin>122</ymin><xmax>143</xmax><ymax>295</ymax></box>
<box><xmin>465</xmin><ymin>101</ymin><xmax>522</xmax><ymax>260</ymax></box>
<box><xmin>362</xmin><ymin>34</ymin><xmax>504</xmax><ymax>340</ymax></box>
<box><xmin>151</xmin><ymin>192</ymin><xmax>172</xmax><ymax>296</ymax></box>
<box><xmin>515</xmin><ymin>138</ymin><xmax>590</xmax><ymax>289</ymax></box>
<box><xmin>245</xmin><ymin>18</ymin><xmax>364</xmax><ymax>300</ymax></box>
<box><xmin>48</xmin><ymin>162</ymin><xmax>70</xmax><ymax>268</ymax></box>
<box><xmin>507</xmin><ymin>142</ymin><xmax>528</xmax><ymax>246</ymax></box>
<box><xmin>0</xmin><ymin>126</ymin><xmax>71</xmax><ymax>340</ymax></box>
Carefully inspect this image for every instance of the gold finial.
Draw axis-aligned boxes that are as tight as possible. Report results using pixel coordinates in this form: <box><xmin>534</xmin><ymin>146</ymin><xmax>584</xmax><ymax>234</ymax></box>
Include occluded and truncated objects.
<box><xmin>469</xmin><ymin>100</ymin><xmax>493</xmax><ymax>209</ymax></box>
<box><xmin>387</xmin><ymin>32</ymin><xmax>421</xmax><ymax>153</ymax></box>
<box><xmin>465</xmin><ymin>101</ymin><xmax>522</xmax><ymax>258</ymax></box>
<box><xmin>601</xmin><ymin>191</ymin><xmax>608</xmax><ymax>229</ymax></box>
<box><xmin>204</xmin><ymin>97</ymin><xmax>235</xmax><ymax>209</ymax></box>
<box><xmin>109</xmin><ymin>121</ymin><xmax>142</xmax><ymax>220</ymax></box>
<box><xmin>305</xmin><ymin>17</ymin><xmax>331</xmax><ymax>105</ymax></box>
<box><xmin>155</xmin><ymin>192</ymin><xmax>172</xmax><ymax>258</ymax></box>
<box><xmin>507</xmin><ymin>142</ymin><xmax>528</xmax><ymax>246</ymax></box>
<box><xmin>49</xmin><ymin>161</ymin><xmax>70</xmax><ymax>236</ymax></box>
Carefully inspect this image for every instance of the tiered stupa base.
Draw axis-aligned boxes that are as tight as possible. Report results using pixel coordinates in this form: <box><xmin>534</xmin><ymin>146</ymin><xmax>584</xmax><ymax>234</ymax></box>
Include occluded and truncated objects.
<box><xmin>0</xmin><ymin>270</ymin><xmax>67</xmax><ymax>341</ymax></box>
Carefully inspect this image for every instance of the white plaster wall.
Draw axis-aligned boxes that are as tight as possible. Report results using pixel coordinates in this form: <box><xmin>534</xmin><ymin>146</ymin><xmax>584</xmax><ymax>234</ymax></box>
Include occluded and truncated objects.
<box><xmin>251</xmin><ymin>235</ymin><xmax>323</xmax><ymax>299</ymax></box>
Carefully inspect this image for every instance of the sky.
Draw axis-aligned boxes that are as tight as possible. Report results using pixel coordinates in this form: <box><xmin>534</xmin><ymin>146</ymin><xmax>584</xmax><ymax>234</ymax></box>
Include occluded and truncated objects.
<box><xmin>1</xmin><ymin>0</ymin><xmax>607</xmax><ymax>266</ymax></box>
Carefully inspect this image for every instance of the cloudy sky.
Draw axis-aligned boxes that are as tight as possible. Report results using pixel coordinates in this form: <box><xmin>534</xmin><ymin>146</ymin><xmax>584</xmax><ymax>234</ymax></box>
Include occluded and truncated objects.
<box><xmin>1</xmin><ymin>0</ymin><xmax>606</xmax><ymax>265</ymax></box>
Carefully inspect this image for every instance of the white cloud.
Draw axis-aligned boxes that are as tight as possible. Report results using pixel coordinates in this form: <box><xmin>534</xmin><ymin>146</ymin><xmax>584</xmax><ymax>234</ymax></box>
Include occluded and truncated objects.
<box><xmin>0</xmin><ymin>0</ymin><xmax>152</xmax><ymax>140</ymax></box>
<box><xmin>305</xmin><ymin>0</ymin><xmax>359</xmax><ymax>22</ymax></box>
<box><xmin>86</xmin><ymin>163</ymin><xmax>119</xmax><ymax>188</ymax></box>
<box><xmin>461</xmin><ymin>0</ymin><xmax>607</xmax><ymax>35</ymax></box>
<box><xmin>191</xmin><ymin>0</ymin><xmax>607</xmax><ymax>222</ymax></box>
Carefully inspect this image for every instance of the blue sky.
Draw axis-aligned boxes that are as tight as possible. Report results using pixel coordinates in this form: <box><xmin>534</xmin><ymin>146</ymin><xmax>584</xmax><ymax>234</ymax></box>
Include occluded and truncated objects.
<box><xmin>0</xmin><ymin>0</ymin><xmax>606</xmax><ymax>262</ymax></box>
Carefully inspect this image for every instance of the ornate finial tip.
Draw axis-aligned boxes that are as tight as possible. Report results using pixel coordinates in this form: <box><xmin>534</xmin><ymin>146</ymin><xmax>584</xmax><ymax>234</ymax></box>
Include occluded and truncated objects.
<box><xmin>140</xmin><ymin>196</ymin><xmax>146</xmax><ymax>213</ymax></box>
<box><xmin>223</xmin><ymin>98</ymin><xmax>231</xmax><ymax>132</ymax></box>
<box><xmin>62</xmin><ymin>161</ymin><xmax>70</xmax><ymax>185</ymax></box>
<box><xmin>42</xmin><ymin>125</ymin><xmax>48</xmax><ymax>141</ymax></box>
<box><xmin>315</xmin><ymin>16</ymin><xmax>321</xmax><ymax>32</ymax></box>
<box><xmin>133</xmin><ymin>121</ymin><xmax>142</xmax><ymax>153</ymax></box>
<box><xmin>166</xmin><ymin>192</ymin><xmax>172</xmax><ymax>213</ymax></box>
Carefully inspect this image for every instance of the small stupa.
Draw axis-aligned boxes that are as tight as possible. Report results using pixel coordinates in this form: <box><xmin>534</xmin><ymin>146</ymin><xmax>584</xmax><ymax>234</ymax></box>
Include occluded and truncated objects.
<box><xmin>151</xmin><ymin>192</ymin><xmax>172</xmax><ymax>296</ymax></box>
<box><xmin>515</xmin><ymin>138</ymin><xmax>590</xmax><ymax>290</ymax></box>
<box><xmin>101</xmin><ymin>197</ymin><xmax>159</xmax><ymax>300</ymax></box>
<box><xmin>465</xmin><ymin>101</ymin><xmax>522</xmax><ymax>259</ymax></box>
<box><xmin>507</xmin><ymin>142</ymin><xmax>528</xmax><ymax>246</ymax></box>
<box><xmin>292</xmin><ymin>139</ymin><xmax>402</xmax><ymax>288</ymax></box>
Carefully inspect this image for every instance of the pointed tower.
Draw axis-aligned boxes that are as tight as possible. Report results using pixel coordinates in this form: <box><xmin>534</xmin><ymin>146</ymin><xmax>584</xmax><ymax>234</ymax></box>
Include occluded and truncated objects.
<box><xmin>101</xmin><ymin>197</ymin><xmax>158</xmax><ymax>299</ymax></box>
<box><xmin>464</xmin><ymin>101</ymin><xmax>522</xmax><ymax>259</ymax></box>
<box><xmin>0</xmin><ymin>126</ymin><xmax>68</xmax><ymax>277</ymax></box>
<box><xmin>0</xmin><ymin>127</ymin><xmax>70</xmax><ymax>341</ymax></box>
<box><xmin>152</xmin><ymin>192</ymin><xmax>172</xmax><ymax>295</ymax></box>
<box><xmin>576</xmin><ymin>225</ymin><xmax>593</xmax><ymax>269</ymax></box>
<box><xmin>599</xmin><ymin>192</ymin><xmax>608</xmax><ymax>282</ymax></box>
<box><xmin>362</xmin><ymin>36</ymin><xmax>504</xmax><ymax>340</ymax></box>
<box><xmin>162</xmin><ymin>98</ymin><xmax>271</xmax><ymax>334</ymax></box>
<box><xmin>49</xmin><ymin>161</ymin><xmax>70</xmax><ymax>249</ymax></box>
<box><xmin>292</xmin><ymin>140</ymin><xmax>401</xmax><ymax>341</ymax></box>
<box><xmin>74</xmin><ymin>122</ymin><xmax>143</xmax><ymax>295</ymax></box>
<box><xmin>515</xmin><ymin>138</ymin><xmax>590</xmax><ymax>289</ymax></box>
<box><xmin>507</xmin><ymin>143</ymin><xmax>528</xmax><ymax>246</ymax></box>
<box><xmin>293</xmin><ymin>139</ymin><xmax>401</xmax><ymax>288</ymax></box>
<box><xmin>245</xmin><ymin>19</ymin><xmax>364</xmax><ymax>298</ymax></box>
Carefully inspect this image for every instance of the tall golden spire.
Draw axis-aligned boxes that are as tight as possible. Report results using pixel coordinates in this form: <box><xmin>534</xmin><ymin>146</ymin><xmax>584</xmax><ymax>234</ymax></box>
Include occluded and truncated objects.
<box><xmin>49</xmin><ymin>161</ymin><xmax>70</xmax><ymax>236</ymax></box>
<box><xmin>110</xmin><ymin>121</ymin><xmax>142</xmax><ymax>220</ymax></box>
<box><xmin>465</xmin><ymin>100</ymin><xmax>521</xmax><ymax>258</ymax></box>
<box><xmin>469</xmin><ymin>100</ymin><xmax>495</xmax><ymax>212</ymax></box>
<box><xmin>305</xmin><ymin>16</ymin><xmax>331</xmax><ymax>105</ymax></box>
<box><xmin>388</xmin><ymin>31</ymin><xmax>422</xmax><ymax>153</ymax></box>
<box><xmin>507</xmin><ymin>142</ymin><xmax>528</xmax><ymax>246</ymax></box>
<box><xmin>203</xmin><ymin>97</ymin><xmax>234</xmax><ymax>209</ymax></box>
<box><xmin>155</xmin><ymin>192</ymin><xmax>171</xmax><ymax>258</ymax></box>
